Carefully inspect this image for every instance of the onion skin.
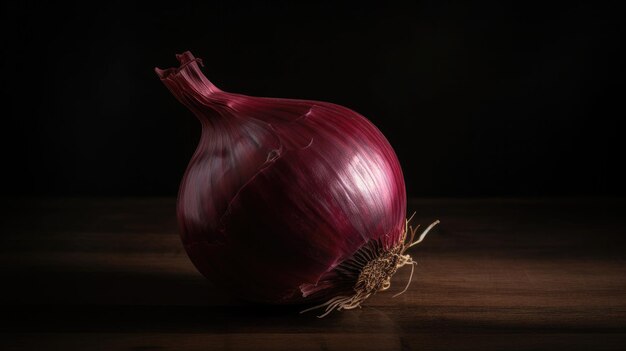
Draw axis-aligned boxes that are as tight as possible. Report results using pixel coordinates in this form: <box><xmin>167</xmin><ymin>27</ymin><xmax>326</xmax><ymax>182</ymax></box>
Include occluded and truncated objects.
<box><xmin>155</xmin><ymin>52</ymin><xmax>407</xmax><ymax>306</ymax></box>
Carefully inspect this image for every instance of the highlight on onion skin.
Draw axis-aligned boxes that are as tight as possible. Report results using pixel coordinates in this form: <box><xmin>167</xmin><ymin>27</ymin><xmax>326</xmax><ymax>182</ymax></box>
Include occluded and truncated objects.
<box><xmin>155</xmin><ymin>52</ymin><xmax>438</xmax><ymax>317</ymax></box>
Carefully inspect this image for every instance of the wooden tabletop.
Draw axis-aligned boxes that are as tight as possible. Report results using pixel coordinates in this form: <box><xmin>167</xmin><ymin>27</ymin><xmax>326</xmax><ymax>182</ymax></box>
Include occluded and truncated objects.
<box><xmin>1</xmin><ymin>198</ymin><xmax>625</xmax><ymax>350</ymax></box>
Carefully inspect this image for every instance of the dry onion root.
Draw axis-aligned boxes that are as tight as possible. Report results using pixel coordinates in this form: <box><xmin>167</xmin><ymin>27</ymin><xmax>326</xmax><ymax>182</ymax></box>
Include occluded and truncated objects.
<box><xmin>300</xmin><ymin>218</ymin><xmax>440</xmax><ymax>318</ymax></box>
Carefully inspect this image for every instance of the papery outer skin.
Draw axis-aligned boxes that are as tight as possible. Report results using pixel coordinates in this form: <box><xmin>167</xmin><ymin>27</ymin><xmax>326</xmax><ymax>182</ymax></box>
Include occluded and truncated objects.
<box><xmin>156</xmin><ymin>52</ymin><xmax>406</xmax><ymax>303</ymax></box>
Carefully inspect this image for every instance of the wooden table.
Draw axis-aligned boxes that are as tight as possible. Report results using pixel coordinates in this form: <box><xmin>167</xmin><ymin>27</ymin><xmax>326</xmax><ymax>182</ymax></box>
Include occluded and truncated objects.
<box><xmin>1</xmin><ymin>198</ymin><xmax>625</xmax><ymax>350</ymax></box>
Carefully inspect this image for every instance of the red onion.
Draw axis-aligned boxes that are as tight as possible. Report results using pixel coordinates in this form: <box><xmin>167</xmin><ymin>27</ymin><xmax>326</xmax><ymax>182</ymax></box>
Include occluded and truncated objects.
<box><xmin>155</xmin><ymin>52</ymin><xmax>438</xmax><ymax>317</ymax></box>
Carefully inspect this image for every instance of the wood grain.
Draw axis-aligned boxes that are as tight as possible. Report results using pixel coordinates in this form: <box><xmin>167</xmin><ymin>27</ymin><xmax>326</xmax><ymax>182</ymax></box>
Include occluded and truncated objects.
<box><xmin>1</xmin><ymin>198</ymin><xmax>625</xmax><ymax>350</ymax></box>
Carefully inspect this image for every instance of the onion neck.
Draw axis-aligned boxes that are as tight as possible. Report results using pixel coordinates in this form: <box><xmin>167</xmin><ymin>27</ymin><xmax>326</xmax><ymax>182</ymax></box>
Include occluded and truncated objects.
<box><xmin>155</xmin><ymin>51</ymin><xmax>226</xmax><ymax>124</ymax></box>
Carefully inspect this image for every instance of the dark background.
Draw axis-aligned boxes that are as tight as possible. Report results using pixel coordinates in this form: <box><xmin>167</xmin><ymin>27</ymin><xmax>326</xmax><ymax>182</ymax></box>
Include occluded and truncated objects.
<box><xmin>1</xmin><ymin>1</ymin><xmax>624</xmax><ymax>198</ymax></box>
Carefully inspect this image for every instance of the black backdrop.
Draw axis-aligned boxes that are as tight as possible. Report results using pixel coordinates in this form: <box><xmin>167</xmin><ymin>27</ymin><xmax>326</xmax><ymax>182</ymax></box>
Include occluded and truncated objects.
<box><xmin>1</xmin><ymin>1</ymin><xmax>624</xmax><ymax>197</ymax></box>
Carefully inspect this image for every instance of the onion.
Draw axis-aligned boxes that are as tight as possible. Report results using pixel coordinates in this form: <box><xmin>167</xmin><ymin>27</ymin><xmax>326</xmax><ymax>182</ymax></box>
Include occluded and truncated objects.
<box><xmin>155</xmin><ymin>52</ymin><xmax>438</xmax><ymax>317</ymax></box>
